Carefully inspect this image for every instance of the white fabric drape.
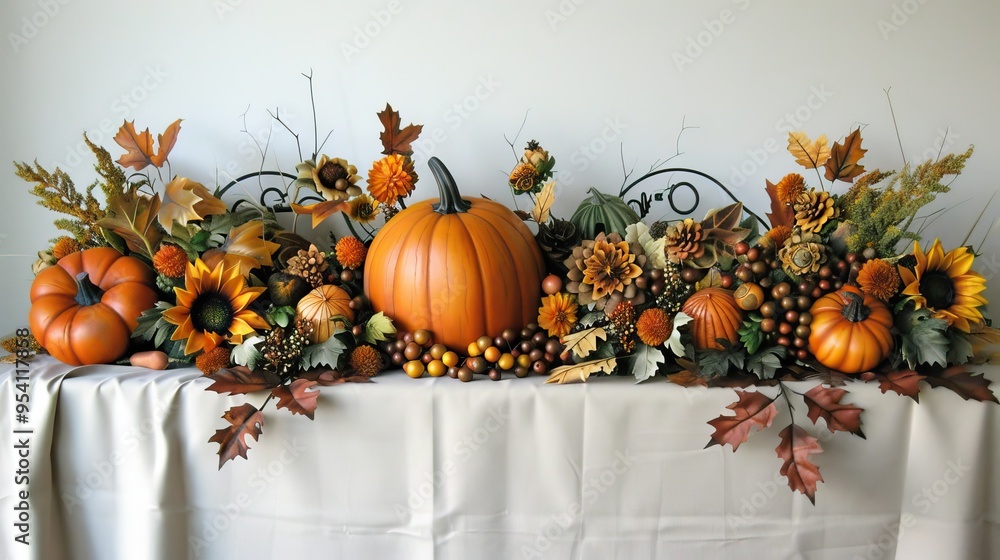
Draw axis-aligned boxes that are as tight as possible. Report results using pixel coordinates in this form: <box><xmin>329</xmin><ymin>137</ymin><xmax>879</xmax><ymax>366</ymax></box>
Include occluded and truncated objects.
<box><xmin>1</xmin><ymin>357</ymin><xmax>997</xmax><ymax>559</ymax></box>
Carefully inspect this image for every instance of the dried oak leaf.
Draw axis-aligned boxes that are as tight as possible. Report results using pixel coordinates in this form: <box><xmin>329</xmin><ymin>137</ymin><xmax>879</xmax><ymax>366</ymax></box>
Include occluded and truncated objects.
<box><xmin>290</xmin><ymin>200</ymin><xmax>349</xmax><ymax>229</ymax></box>
<box><xmin>705</xmin><ymin>390</ymin><xmax>778</xmax><ymax>451</ymax></box>
<box><xmin>272</xmin><ymin>379</ymin><xmax>320</xmax><ymax>420</ymax></box>
<box><xmin>114</xmin><ymin>119</ymin><xmax>182</xmax><ymax>170</ymax></box>
<box><xmin>559</xmin><ymin>327</ymin><xmax>608</xmax><ymax>360</ymax></box>
<box><xmin>215</xmin><ymin>220</ymin><xmax>281</xmax><ymax>276</ymax></box>
<box><xmin>874</xmin><ymin>369</ymin><xmax>925</xmax><ymax>401</ymax></box>
<box><xmin>531</xmin><ymin>181</ymin><xmax>556</xmax><ymax>224</ymax></box>
<box><xmin>923</xmin><ymin>365</ymin><xmax>999</xmax><ymax>403</ymax></box>
<box><xmin>666</xmin><ymin>367</ymin><xmax>707</xmax><ymax>388</ymax></box>
<box><xmin>787</xmin><ymin>131</ymin><xmax>830</xmax><ymax>170</ymax></box>
<box><xmin>205</xmin><ymin>366</ymin><xmax>281</xmax><ymax>395</ymax></box>
<box><xmin>803</xmin><ymin>385</ymin><xmax>865</xmax><ymax>438</ymax></box>
<box><xmin>824</xmin><ymin>128</ymin><xmax>867</xmax><ymax>183</ymax></box>
<box><xmin>775</xmin><ymin>424</ymin><xmax>824</xmax><ymax>504</ymax></box>
<box><xmin>208</xmin><ymin>403</ymin><xmax>264</xmax><ymax>469</ymax></box>
<box><xmin>545</xmin><ymin>357</ymin><xmax>617</xmax><ymax>384</ymax></box>
<box><xmin>377</xmin><ymin>104</ymin><xmax>423</xmax><ymax>156</ymax></box>
<box><xmin>765</xmin><ymin>179</ymin><xmax>795</xmax><ymax>228</ymax></box>
<box><xmin>158</xmin><ymin>177</ymin><xmax>227</xmax><ymax>229</ymax></box>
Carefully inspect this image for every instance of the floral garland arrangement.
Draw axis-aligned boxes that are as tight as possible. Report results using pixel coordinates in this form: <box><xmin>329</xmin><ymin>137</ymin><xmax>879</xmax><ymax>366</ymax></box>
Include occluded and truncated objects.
<box><xmin>10</xmin><ymin>89</ymin><xmax>1000</xmax><ymax>503</ymax></box>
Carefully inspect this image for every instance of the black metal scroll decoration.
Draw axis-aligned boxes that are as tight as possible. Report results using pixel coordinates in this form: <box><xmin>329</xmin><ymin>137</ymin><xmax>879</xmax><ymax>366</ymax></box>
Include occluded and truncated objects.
<box><xmin>216</xmin><ymin>171</ymin><xmax>325</xmax><ymax>213</ymax></box>
<box><xmin>619</xmin><ymin>168</ymin><xmax>768</xmax><ymax>229</ymax></box>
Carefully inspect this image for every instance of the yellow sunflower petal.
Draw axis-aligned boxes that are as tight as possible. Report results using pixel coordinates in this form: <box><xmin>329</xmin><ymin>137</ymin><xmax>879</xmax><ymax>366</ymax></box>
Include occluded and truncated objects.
<box><xmin>235</xmin><ymin>310</ymin><xmax>270</xmax><ymax>330</ymax></box>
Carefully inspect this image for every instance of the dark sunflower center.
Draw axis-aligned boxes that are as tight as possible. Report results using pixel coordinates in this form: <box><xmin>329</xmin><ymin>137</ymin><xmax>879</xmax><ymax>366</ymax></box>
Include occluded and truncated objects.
<box><xmin>920</xmin><ymin>271</ymin><xmax>955</xmax><ymax>310</ymax></box>
<box><xmin>358</xmin><ymin>202</ymin><xmax>374</xmax><ymax>219</ymax></box>
<box><xmin>318</xmin><ymin>161</ymin><xmax>347</xmax><ymax>187</ymax></box>
<box><xmin>190</xmin><ymin>292</ymin><xmax>235</xmax><ymax>334</ymax></box>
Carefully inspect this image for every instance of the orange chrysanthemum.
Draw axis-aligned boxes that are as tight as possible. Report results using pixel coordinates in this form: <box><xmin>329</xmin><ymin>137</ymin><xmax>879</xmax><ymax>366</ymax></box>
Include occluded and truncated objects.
<box><xmin>335</xmin><ymin>236</ymin><xmax>368</xmax><ymax>270</ymax></box>
<box><xmin>162</xmin><ymin>259</ymin><xmax>269</xmax><ymax>355</ymax></box>
<box><xmin>153</xmin><ymin>244</ymin><xmax>189</xmax><ymax>278</ymax></box>
<box><xmin>636</xmin><ymin>307</ymin><xmax>673</xmax><ymax>346</ymax></box>
<box><xmin>774</xmin><ymin>173</ymin><xmax>806</xmax><ymax>205</ymax></box>
<box><xmin>196</xmin><ymin>346</ymin><xmax>231</xmax><ymax>376</ymax></box>
<box><xmin>856</xmin><ymin>259</ymin><xmax>900</xmax><ymax>302</ymax></box>
<box><xmin>898</xmin><ymin>239</ymin><xmax>988</xmax><ymax>332</ymax></box>
<box><xmin>51</xmin><ymin>237</ymin><xmax>81</xmax><ymax>260</ymax></box>
<box><xmin>350</xmin><ymin>345</ymin><xmax>384</xmax><ymax>377</ymax></box>
<box><xmin>538</xmin><ymin>292</ymin><xmax>579</xmax><ymax>339</ymax></box>
<box><xmin>765</xmin><ymin>225</ymin><xmax>793</xmax><ymax>248</ymax></box>
<box><xmin>583</xmin><ymin>236</ymin><xmax>644</xmax><ymax>299</ymax></box>
<box><xmin>368</xmin><ymin>154</ymin><xmax>416</xmax><ymax>205</ymax></box>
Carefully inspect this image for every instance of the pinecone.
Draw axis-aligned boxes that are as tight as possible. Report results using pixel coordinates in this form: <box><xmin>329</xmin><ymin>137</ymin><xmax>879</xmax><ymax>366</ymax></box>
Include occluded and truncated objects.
<box><xmin>383</xmin><ymin>204</ymin><xmax>400</xmax><ymax>222</ymax></box>
<box><xmin>536</xmin><ymin>218</ymin><xmax>581</xmax><ymax>276</ymax></box>
<box><xmin>664</xmin><ymin>218</ymin><xmax>705</xmax><ymax>264</ymax></box>
<box><xmin>793</xmin><ymin>190</ymin><xmax>839</xmax><ymax>233</ymax></box>
<box><xmin>263</xmin><ymin>319</ymin><xmax>313</xmax><ymax>377</ymax></box>
<box><xmin>286</xmin><ymin>244</ymin><xmax>329</xmax><ymax>288</ymax></box>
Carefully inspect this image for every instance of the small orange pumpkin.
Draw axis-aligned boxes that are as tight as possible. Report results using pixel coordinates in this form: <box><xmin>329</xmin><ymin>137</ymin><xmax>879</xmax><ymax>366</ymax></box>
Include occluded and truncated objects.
<box><xmin>296</xmin><ymin>284</ymin><xmax>354</xmax><ymax>343</ymax></box>
<box><xmin>29</xmin><ymin>247</ymin><xmax>158</xmax><ymax>365</ymax></box>
<box><xmin>808</xmin><ymin>286</ymin><xmax>894</xmax><ymax>374</ymax></box>
<box><xmin>364</xmin><ymin>157</ymin><xmax>546</xmax><ymax>351</ymax></box>
<box><xmin>681</xmin><ymin>288</ymin><xmax>744</xmax><ymax>350</ymax></box>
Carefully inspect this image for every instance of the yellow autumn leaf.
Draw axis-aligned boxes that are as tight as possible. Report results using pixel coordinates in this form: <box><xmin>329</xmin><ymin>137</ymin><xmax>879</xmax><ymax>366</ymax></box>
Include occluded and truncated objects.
<box><xmin>531</xmin><ymin>180</ymin><xmax>556</xmax><ymax>224</ymax></box>
<box><xmin>216</xmin><ymin>221</ymin><xmax>280</xmax><ymax>276</ymax></box>
<box><xmin>157</xmin><ymin>177</ymin><xmax>228</xmax><ymax>229</ymax></box>
<box><xmin>787</xmin><ymin>132</ymin><xmax>831</xmax><ymax>170</ymax></box>
<box><xmin>545</xmin><ymin>357</ymin><xmax>617</xmax><ymax>384</ymax></box>
<box><xmin>560</xmin><ymin>327</ymin><xmax>607</xmax><ymax>359</ymax></box>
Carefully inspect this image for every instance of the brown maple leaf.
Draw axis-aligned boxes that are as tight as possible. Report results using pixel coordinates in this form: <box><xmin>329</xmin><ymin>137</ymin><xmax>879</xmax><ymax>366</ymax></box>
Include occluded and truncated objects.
<box><xmin>114</xmin><ymin>119</ymin><xmax>182</xmax><ymax>170</ymax></box>
<box><xmin>272</xmin><ymin>379</ymin><xmax>320</xmax><ymax>420</ymax></box>
<box><xmin>775</xmin><ymin>424</ymin><xmax>824</xmax><ymax>504</ymax></box>
<box><xmin>666</xmin><ymin>368</ymin><xmax>707</xmax><ymax>388</ymax></box>
<box><xmin>705</xmin><ymin>390</ymin><xmax>778</xmax><ymax>451</ymax></box>
<box><xmin>874</xmin><ymin>369</ymin><xmax>925</xmax><ymax>402</ymax></box>
<box><xmin>824</xmin><ymin>128</ymin><xmax>867</xmax><ymax>183</ymax></box>
<box><xmin>377</xmin><ymin>104</ymin><xmax>423</xmax><ymax>156</ymax></box>
<box><xmin>764</xmin><ymin>179</ymin><xmax>795</xmax><ymax>229</ymax></box>
<box><xmin>208</xmin><ymin>403</ymin><xmax>264</xmax><ymax>469</ymax></box>
<box><xmin>205</xmin><ymin>367</ymin><xmax>281</xmax><ymax>395</ymax></box>
<box><xmin>96</xmin><ymin>193</ymin><xmax>163</xmax><ymax>259</ymax></box>
<box><xmin>803</xmin><ymin>385</ymin><xmax>865</xmax><ymax>438</ymax></box>
<box><xmin>923</xmin><ymin>365</ymin><xmax>999</xmax><ymax>403</ymax></box>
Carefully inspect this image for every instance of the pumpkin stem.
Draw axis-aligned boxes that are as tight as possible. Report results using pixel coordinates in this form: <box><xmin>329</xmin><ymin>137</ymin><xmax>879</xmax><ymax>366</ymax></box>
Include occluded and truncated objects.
<box><xmin>74</xmin><ymin>272</ymin><xmax>104</xmax><ymax>306</ymax></box>
<box><xmin>428</xmin><ymin>157</ymin><xmax>472</xmax><ymax>215</ymax></box>
<box><xmin>840</xmin><ymin>291</ymin><xmax>871</xmax><ymax>323</ymax></box>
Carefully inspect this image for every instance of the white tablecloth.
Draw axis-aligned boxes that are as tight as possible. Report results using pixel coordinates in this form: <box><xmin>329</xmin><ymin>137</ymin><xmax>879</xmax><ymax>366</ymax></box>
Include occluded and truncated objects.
<box><xmin>0</xmin><ymin>356</ymin><xmax>997</xmax><ymax>560</ymax></box>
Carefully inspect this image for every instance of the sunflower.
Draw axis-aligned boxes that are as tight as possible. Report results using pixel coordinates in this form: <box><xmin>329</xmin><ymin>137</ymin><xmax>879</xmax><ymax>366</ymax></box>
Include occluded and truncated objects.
<box><xmin>163</xmin><ymin>259</ymin><xmax>269</xmax><ymax>355</ymax></box>
<box><xmin>294</xmin><ymin>156</ymin><xmax>362</xmax><ymax>203</ymax></box>
<box><xmin>346</xmin><ymin>194</ymin><xmax>381</xmax><ymax>224</ymax></box>
<box><xmin>898</xmin><ymin>239</ymin><xmax>987</xmax><ymax>332</ymax></box>
<box><xmin>368</xmin><ymin>154</ymin><xmax>416</xmax><ymax>205</ymax></box>
<box><xmin>538</xmin><ymin>292</ymin><xmax>579</xmax><ymax>339</ymax></box>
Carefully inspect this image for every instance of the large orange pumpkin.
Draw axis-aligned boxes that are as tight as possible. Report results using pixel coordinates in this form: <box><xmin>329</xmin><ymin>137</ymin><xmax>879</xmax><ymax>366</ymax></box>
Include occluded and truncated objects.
<box><xmin>364</xmin><ymin>157</ymin><xmax>546</xmax><ymax>352</ymax></box>
<box><xmin>29</xmin><ymin>247</ymin><xmax>158</xmax><ymax>365</ymax></box>
<box><xmin>681</xmin><ymin>288</ymin><xmax>743</xmax><ymax>351</ymax></box>
<box><xmin>808</xmin><ymin>286</ymin><xmax>894</xmax><ymax>374</ymax></box>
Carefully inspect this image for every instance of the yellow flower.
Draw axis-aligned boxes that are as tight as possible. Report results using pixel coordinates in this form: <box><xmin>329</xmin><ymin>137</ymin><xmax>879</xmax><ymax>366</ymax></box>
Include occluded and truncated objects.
<box><xmin>346</xmin><ymin>194</ymin><xmax>381</xmax><ymax>224</ymax></box>
<box><xmin>898</xmin><ymin>239</ymin><xmax>987</xmax><ymax>332</ymax></box>
<box><xmin>368</xmin><ymin>154</ymin><xmax>416</xmax><ymax>205</ymax></box>
<box><xmin>296</xmin><ymin>156</ymin><xmax>362</xmax><ymax>202</ymax></box>
<box><xmin>162</xmin><ymin>259</ymin><xmax>269</xmax><ymax>355</ymax></box>
<box><xmin>582</xmin><ymin>234</ymin><xmax>644</xmax><ymax>299</ymax></box>
<box><xmin>538</xmin><ymin>292</ymin><xmax>579</xmax><ymax>339</ymax></box>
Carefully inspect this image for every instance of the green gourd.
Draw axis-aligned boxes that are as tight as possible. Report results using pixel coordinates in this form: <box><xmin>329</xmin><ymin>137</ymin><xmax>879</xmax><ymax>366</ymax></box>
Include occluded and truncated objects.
<box><xmin>570</xmin><ymin>188</ymin><xmax>640</xmax><ymax>238</ymax></box>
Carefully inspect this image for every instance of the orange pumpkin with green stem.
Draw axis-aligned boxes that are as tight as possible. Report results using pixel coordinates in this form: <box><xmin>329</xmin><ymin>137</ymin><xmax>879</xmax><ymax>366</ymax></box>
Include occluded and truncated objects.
<box><xmin>364</xmin><ymin>157</ymin><xmax>546</xmax><ymax>352</ymax></box>
<box><xmin>29</xmin><ymin>247</ymin><xmax>158</xmax><ymax>365</ymax></box>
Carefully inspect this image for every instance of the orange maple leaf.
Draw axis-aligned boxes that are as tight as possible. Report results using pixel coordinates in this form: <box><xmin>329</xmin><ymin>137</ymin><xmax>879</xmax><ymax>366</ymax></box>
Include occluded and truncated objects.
<box><xmin>824</xmin><ymin>128</ymin><xmax>867</xmax><ymax>183</ymax></box>
<box><xmin>377</xmin><ymin>104</ymin><xmax>423</xmax><ymax>156</ymax></box>
<box><xmin>290</xmin><ymin>200</ymin><xmax>350</xmax><ymax>229</ymax></box>
<box><xmin>114</xmin><ymin>119</ymin><xmax>182</xmax><ymax>170</ymax></box>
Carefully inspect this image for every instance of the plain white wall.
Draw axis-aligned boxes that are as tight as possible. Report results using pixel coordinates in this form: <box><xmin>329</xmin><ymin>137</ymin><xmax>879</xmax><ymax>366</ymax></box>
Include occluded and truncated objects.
<box><xmin>2</xmin><ymin>0</ymin><xmax>998</xmax><ymax>338</ymax></box>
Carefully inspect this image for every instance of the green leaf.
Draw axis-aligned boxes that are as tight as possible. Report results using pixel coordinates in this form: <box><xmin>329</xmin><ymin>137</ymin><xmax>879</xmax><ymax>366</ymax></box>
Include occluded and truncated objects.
<box><xmin>301</xmin><ymin>331</ymin><xmax>348</xmax><ymax>370</ymax></box>
<box><xmin>577</xmin><ymin>312</ymin><xmax>605</xmax><ymax>328</ymax></box>
<box><xmin>738</xmin><ymin>313</ymin><xmax>765</xmax><ymax>355</ymax></box>
<box><xmin>265</xmin><ymin>305</ymin><xmax>297</xmax><ymax>328</ymax></box>
<box><xmin>132</xmin><ymin>301</ymin><xmax>176</xmax><ymax>348</ymax></box>
<box><xmin>631</xmin><ymin>343</ymin><xmax>665</xmax><ymax>383</ymax></box>
<box><xmin>231</xmin><ymin>335</ymin><xmax>264</xmax><ymax>371</ymax></box>
<box><xmin>593</xmin><ymin>340</ymin><xmax>618</xmax><ymax>360</ymax></box>
<box><xmin>697</xmin><ymin>341</ymin><xmax>747</xmax><ymax>377</ymax></box>
<box><xmin>896</xmin><ymin>306</ymin><xmax>949</xmax><ymax>368</ymax></box>
<box><xmin>947</xmin><ymin>330</ymin><xmax>974</xmax><ymax>365</ymax></box>
<box><xmin>746</xmin><ymin>346</ymin><xmax>787</xmax><ymax>379</ymax></box>
<box><xmin>363</xmin><ymin>311</ymin><xmax>396</xmax><ymax>344</ymax></box>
